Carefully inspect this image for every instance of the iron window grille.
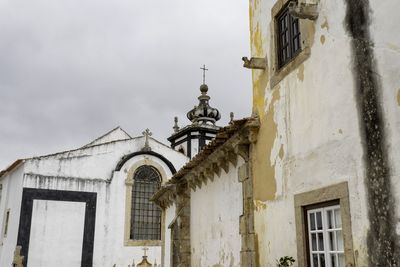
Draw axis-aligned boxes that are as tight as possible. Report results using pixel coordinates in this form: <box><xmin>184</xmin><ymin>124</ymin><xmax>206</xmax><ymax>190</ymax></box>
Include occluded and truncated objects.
<box><xmin>130</xmin><ymin>165</ymin><xmax>162</xmax><ymax>240</ymax></box>
<box><xmin>276</xmin><ymin>4</ymin><xmax>301</xmax><ymax>68</ymax></box>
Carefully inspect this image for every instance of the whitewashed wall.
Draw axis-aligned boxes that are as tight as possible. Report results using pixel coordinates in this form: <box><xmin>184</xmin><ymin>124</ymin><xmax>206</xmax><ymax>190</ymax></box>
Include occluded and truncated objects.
<box><xmin>0</xmin><ymin>136</ymin><xmax>188</xmax><ymax>267</ymax></box>
<box><xmin>0</xmin><ymin>166</ymin><xmax>24</xmax><ymax>267</ymax></box>
<box><xmin>162</xmin><ymin>203</ymin><xmax>176</xmax><ymax>267</ymax></box>
<box><xmin>190</xmin><ymin>158</ymin><xmax>244</xmax><ymax>267</ymax></box>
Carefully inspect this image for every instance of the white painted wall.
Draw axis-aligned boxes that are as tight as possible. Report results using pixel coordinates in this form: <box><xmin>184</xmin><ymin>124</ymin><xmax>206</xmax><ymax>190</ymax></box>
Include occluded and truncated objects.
<box><xmin>163</xmin><ymin>203</ymin><xmax>176</xmax><ymax>267</ymax></box>
<box><xmin>190</xmin><ymin>159</ymin><xmax>243</xmax><ymax>267</ymax></box>
<box><xmin>0</xmin><ymin>166</ymin><xmax>24</xmax><ymax>267</ymax></box>
<box><xmin>28</xmin><ymin>200</ymin><xmax>86</xmax><ymax>267</ymax></box>
<box><xmin>0</xmin><ymin>136</ymin><xmax>188</xmax><ymax>267</ymax></box>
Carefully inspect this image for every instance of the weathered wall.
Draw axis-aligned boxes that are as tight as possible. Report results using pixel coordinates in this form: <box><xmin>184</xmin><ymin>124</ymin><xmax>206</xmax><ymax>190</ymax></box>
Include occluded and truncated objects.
<box><xmin>190</xmin><ymin>159</ymin><xmax>244</xmax><ymax>267</ymax></box>
<box><xmin>0</xmin><ymin>166</ymin><xmax>24</xmax><ymax>267</ymax></box>
<box><xmin>28</xmin><ymin>200</ymin><xmax>86</xmax><ymax>267</ymax></box>
<box><xmin>247</xmin><ymin>0</ymin><xmax>400</xmax><ymax>265</ymax></box>
<box><xmin>0</xmin><ymin>137</ymin><xmax>188</xmax><ymax>267</ymax></box>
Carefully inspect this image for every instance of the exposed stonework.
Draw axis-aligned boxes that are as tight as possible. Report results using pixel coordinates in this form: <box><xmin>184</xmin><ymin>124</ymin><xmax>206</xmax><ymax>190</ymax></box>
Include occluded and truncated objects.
<box><xmin>12</xmin><ymin>246</ymin><xmax>24</xmax><ymax>267</ymax></box>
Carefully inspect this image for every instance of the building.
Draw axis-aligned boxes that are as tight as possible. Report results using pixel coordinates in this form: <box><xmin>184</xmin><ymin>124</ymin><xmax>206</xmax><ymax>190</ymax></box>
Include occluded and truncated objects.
<box><xmin>0</xmin><ymin>81</ymin><xmax>222</xmax><ymax>267</ymax></box>
<box><xmin>154</xmin><ymin>0</ymin><xmax>400</xmax><ymax>266</ymax></box>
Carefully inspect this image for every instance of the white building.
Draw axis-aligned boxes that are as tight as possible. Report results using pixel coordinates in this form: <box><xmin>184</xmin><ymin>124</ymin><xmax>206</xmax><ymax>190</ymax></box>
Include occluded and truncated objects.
<box><xmin>0</xmin><ymin>81</ymin><xmax>222</xmax><ymax>267</ymax></box>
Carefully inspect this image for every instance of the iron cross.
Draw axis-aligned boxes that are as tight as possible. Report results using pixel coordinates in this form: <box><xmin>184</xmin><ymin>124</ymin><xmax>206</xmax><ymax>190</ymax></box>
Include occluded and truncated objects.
<box><xmin>200</xmin><ymin>64</ymin><xmax>208</xmax><ymax>84</ymax></box>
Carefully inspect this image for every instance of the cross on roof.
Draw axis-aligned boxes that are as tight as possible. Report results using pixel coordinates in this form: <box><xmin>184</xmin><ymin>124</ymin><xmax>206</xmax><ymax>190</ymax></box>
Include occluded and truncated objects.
<box><xmin>200</xmin><ymin>64</ymin><xmax>208</xmax><ymax>84</ymax></box>
<box><xmin>142</xmin><ymin>129</ymin><xmax>152</xmax><ymax>151</ymax></box>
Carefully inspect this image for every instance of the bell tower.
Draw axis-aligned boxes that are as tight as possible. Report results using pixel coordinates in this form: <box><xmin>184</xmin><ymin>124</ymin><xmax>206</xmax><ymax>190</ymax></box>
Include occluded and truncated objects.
<box><xmin>168</xmin><ymin>66</ymin><xmax>221</xmax><ymax>158</ymax></box>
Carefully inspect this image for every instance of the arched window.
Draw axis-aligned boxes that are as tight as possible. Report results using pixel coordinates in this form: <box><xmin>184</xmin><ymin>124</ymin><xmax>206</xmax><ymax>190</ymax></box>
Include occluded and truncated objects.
<box><xmin>130</xmin><ymin>165</ymin><xmax>162</xmax><ymax>240</ymax></box>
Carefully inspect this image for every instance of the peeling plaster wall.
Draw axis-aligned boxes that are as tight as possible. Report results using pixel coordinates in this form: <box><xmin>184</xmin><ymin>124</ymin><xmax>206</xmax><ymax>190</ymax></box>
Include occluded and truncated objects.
<box><xmin>246</xmin><ymin>0</ymin><xmax>400</xmax><ymax>265</ymax></box>
<box><xmin>190</xmin><ymin>159</ymin><xmax>244</xmax><ymax>267</ymax></box>
<box><xmin>0</xmin><ymin>138</ymin><xmax>188</xmax><ymax>267</ymax></box>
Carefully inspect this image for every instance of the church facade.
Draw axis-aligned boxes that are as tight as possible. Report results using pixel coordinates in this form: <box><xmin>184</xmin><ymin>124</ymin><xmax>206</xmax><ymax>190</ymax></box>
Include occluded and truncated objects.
<box><xmin>0</xmin><ymin>126</ymin><xmax>188</xmax><ymax>267</ymax></box>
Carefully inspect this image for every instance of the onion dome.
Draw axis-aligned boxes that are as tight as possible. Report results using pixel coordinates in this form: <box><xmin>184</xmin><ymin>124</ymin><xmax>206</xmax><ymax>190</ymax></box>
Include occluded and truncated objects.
<box><xmin>187</xmin><ymin>84</ymin><xmax>221</xmax><ymax>125</ymax></box>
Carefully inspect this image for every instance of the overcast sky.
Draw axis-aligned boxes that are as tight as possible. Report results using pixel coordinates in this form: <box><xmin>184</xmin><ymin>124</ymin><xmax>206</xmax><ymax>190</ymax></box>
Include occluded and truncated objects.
<box><xmin>0</xmin><ymin>0</ymin><xmax>252</xmax><ymax>170</ymax></box>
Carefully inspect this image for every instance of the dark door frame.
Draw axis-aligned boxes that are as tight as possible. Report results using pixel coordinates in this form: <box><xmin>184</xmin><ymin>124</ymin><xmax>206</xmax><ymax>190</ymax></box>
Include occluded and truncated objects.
<box><xmin>17</xmin><ymin>188</ymin><xmax>97</xmax><ymax>267</ymax></box>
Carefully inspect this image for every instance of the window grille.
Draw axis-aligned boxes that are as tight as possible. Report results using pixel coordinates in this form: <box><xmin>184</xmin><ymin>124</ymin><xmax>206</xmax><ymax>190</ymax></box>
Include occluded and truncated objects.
<box><xmin>130</xmin><ymin>165</ymin><xmax>161</xmax><ymax>240</ymax></box>
<box><xmin>307</xmin><ymin>205</ymin><xmax>345</xmax><ymax>267</ymax></box>
<box><xmin>277</xmin><ymin>4</ymin><xmax>301</xmax><ymax>68</ymax></box>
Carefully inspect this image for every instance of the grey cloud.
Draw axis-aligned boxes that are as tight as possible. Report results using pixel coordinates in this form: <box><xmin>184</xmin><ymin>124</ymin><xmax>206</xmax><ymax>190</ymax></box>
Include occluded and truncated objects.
<box><xmin>0</xmin><ymin>0</ymin><xmax>252</xmax><ymax>169</ymax></box>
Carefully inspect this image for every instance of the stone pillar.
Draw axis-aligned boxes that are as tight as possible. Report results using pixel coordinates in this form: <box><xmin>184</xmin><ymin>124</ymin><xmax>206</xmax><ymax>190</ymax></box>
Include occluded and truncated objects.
<box><xmin>238</xmin><ymin>155</ymin><xmax>257</xmax><ymax>266</ymax></box>
<box><xmin>176</xmin><ymin>183</ymin><xmax>191</xmax><ymax>267</ymax></box>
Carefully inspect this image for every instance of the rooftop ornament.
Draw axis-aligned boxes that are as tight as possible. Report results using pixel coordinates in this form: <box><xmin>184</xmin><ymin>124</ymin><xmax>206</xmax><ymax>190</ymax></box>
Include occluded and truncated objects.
<box><xmin>186</xmin><ymin>65</ymin><xmax>221</xmax><ymax>125</ymax></box>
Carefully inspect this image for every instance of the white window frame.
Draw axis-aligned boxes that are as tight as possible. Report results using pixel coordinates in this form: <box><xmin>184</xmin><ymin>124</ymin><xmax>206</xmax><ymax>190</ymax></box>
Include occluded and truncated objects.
<box><xmin>307</xmin><ymin>205</ymin><xmax>345</xmax><ymax>267</ymax></box>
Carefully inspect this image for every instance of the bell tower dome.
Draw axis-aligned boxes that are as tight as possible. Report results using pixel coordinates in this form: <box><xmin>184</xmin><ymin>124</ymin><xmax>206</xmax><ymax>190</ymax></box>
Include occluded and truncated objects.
<box><xmin>168</xmin><ymin>68</ymin><xmax>221</xmax><ymax>158</ymax></box>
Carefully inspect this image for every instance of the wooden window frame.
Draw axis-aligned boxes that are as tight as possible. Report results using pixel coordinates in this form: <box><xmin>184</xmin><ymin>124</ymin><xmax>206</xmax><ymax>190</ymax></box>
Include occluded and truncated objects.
<box><xmin>305</xmin><ymin>203</ymin><xmax>345</xmax><ymax>267</ymax></box>
<box><xmin>276</xmin><ymin>3</ymin><xmax>301</xmax><ymax>69</ymax></box>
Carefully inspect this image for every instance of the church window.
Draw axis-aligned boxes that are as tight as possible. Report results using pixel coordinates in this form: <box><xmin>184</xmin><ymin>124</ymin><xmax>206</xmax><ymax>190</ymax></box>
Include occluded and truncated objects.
<box><xmin>306</xmin><ymin>205</ymin><xmax>345</xmax><ymax>267</ymax></box>
<box><xmin>131</xmin><ymin>165</ymin><xmax>162</xmax><ymax>240</ymax></box>
<box><xmin>276</xmin><ymin>2</ymin><xmax>301</xmax><ymax>68</ymax></box>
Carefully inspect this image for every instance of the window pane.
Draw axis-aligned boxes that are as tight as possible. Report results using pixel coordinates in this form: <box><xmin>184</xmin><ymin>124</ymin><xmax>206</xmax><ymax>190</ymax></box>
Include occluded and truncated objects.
<box><xmin>338</xmin><ymin>254</ymin><xmax>345</xmax><ymax>267</ymax></box>
<box><xmin>337</xmin><ymin>230</ymin><xmax>344</xmax><ymax>251</ymax></box>
<box><xmin>318</xmin><ymin>233</ymin><xmax>324</xmax><ymax>251</ymax></box>
<box><xmin>329</xmin><ymin>231</ymin><xmax>336</xmax><ymax>251</ymax></box>
<box><xmin>316</xmin><ymin>212</ymin><xmax>323</xmax><ymax>230</ymax></box>
<box><xmin>320</xmin><ymin>254</ymin><xmax>326</xmax><ymax>267</ymax></box>
<box><xmin>330</xmin><ymin>254</ymin><xmax>337</xmax><ymax>267</ymax></box>
<box><xmin>335</xmin><ymin>209</ymin><xmax>342</xmax><ymax>228</ymax></box>
<box><xmin>313</xmin><ymin>254</ymin><xmax>319</xmax><ymax>267</ymax></box>
<box><xmin>312</xmin><ymin>233</ymin><xmax>317</xmax><ymax>251</ymax></box>
<box><xmin>310</xmin><ymin>213</ymin><xmax>316</xmax><ymax>230</ymax></box>
<box><xmin>327</xmin><ymin>210</ymin><xmax>333</xmax><ymax>229</ymax></box>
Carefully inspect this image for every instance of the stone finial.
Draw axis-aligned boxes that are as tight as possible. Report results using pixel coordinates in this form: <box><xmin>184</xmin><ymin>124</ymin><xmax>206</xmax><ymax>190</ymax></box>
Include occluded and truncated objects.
<box><xmin>230</xmin><ymin>112</ymin><xmax>234</xmax><ymax>123</ymax></box>
<box><xmin>173</xmin><ymin>117</ymin><xmax>180</xmax><ymax>133</ymax></box>
<box><xmin>141</xmin><ymin>129</ymin><xmax>152</xmax><ymax>152</ymax></box>
<box><xmin>12</xmin><ymin>246</ymin><xmax>24</xmax><ymax>267</ymax></box>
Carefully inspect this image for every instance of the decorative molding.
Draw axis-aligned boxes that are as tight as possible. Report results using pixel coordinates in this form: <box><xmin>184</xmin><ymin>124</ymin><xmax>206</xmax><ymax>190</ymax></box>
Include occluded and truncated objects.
<box><xmin>152</xmin><ymin>117</ymin><xmax>260</xmax><ymax>208</ymax></box>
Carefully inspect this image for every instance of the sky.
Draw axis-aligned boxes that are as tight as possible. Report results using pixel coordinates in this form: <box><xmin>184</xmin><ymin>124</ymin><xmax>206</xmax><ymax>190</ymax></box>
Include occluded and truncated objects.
<box><xmin>0</xmin><ymin>0</ymin><xmax>252</xmax><ymax>170</ymax></box>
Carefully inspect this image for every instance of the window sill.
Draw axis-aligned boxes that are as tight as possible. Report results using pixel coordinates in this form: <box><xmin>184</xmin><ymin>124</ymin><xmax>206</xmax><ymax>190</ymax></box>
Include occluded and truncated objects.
<box><xmin>124</xmin><ymin>239</ymin><xmax>162</xmax><ymax>247</ymax></box>
<box><xmin>270</xmin><ymin>46</ymin><xmax>310</xmax><ymax>88</ymax></box>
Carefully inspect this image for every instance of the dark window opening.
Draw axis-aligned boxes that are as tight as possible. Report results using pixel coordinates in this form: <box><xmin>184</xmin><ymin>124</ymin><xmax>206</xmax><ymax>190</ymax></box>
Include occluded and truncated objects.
<box><xmin>130</xmin><ymin>165</ymin><xmax>162</xmax><ymax>240</ymax></box>
<box><xmin>277</xmin><ymin>4</ymin><xmax>301</xmax><ymax>68</ymax></box>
